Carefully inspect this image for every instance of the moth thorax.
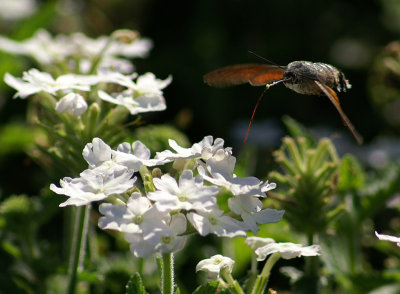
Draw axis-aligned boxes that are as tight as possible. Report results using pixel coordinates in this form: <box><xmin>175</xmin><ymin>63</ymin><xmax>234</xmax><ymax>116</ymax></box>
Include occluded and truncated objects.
<box><xmin>283</xmin><ymin>61</ymin><xmax>351</xmax><ymax>95</ymax></box>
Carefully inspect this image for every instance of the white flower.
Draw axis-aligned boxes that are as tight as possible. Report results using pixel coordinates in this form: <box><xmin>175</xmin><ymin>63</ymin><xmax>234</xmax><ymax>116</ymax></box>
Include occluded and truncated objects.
<box><xmin>98</xmin><ymin>90</ymin><xmax>166</xmax><ymax>115</ymax></box>
<box><xmin>196</xmin><ymin>255</ymin><xmax>235</xmax><ymax>280</ymax></box>
<box><xmin>187</xmin><ymin>208</ymin><xmax>247</xmax><ymax>238</ymax></box>
<box><xmin>0</xmin><ymin>0</ymin><xmax>37</xmax><ymax>20</ymax></box>
<box><xmin>93</xmin><ymin>70</ymin><xmax>137</xmax><ymax>88</ymax></box>
<box><xmin>108</xmin><ymin>38</ymin><xmax>153</xmax><ymax>59</ymax></box>
<box><xmin>145</xmin><ymin>213</ymin><xmax>187</xmax><ymax>253</ymax></box>
<box><xmin>197</xmin><ymin>148</ymin><xmax>269</xmax><ymax>197</ymax></box>
<box><xmin>98</xmin><ymin>192</ymin><xmax>170</xmax><ymax>234</ymax></box>
<box><xmin>115</xmin><ymin>140</ymin><xmax>169</xmax><ymax>167</ymax></box>
<box><xmin>375</xmin><ymin>231</ymin><xmax>400</xmax><ymax>247</ymax></box>
<box><xmin>255</xmin><ymin>242</ymin><xmax>321</xmax><ymax>261</ymax></box>
<box><xmin>82</xmin><ymin>138</ymin><xmax>143</xmax><ymax>172</ymax></box>
<box><xmin>155</xmin><ymin>136</ymin><xmax>227</xmax><ymax>162</ymax></box>
<box><xmin>55</xmin><ymin>92</ymin><xmax>88</xmax><ymax>116</ymax></box>
<box><xmin>83</xmin><ymin>138</ymin><xmax>168</xmax><ymax>173</ymax></box>
<box><xmin>245</xmin><ymin>236</ymin><xmax>276</xmax><ymax>250</ymax></box>
<box><xmin>0</xmin><ymin>29</ymin><xmax>152</xmax><ymax>70</ymax></box>
<box><xmin>83</xmin><ymin>138</ymin><xmax>114</xmax><ymax>168</ymax></box>
<box><xmin>228</xmin><ymin>195</ymin><xmax>284</xmax><ymax>233</ymax></box>
<box><xmin>124</xmin><ymin>213</ymin><xmax>186</xmax><ymax>257</ymax></box>
<box><xmin>97</xmin><ymin>72</ymin><xmax>171</xmax><ymax>115</ymax></box>
<box><xmin>147</xmin><ymin>170</ymin><xmax>219</xmax><ymax>212</ymax></box>
<box><xmin>50</xmin><ymin>165</ymin><xmax>136</xmax><ymax>207</ymax></box>
<box><xmin>4</xmin><ymin>69</ymin><xmax>92</xmax><ymax>99</ymax></box>
<box><xmin>134</xmin><ymin>73</ymin><xmax>172</xmax><ymax>98</ymax></box>
<box><xmin>125</xmin><ymin>232</ymin><xmax>157</xmax><ymax>258</ymax></box>
<box><xmin>0</xmin><ymin>30</ymin><xmax>74</xmax><ymax>64</ymax></box>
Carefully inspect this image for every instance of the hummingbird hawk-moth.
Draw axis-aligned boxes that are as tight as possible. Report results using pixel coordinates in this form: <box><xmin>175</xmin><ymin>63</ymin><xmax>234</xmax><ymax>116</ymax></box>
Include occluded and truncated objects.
<box><xmin>203</xmin><ymin>55</ymin><xmax>363</xmax><ymax>145</ymax></box>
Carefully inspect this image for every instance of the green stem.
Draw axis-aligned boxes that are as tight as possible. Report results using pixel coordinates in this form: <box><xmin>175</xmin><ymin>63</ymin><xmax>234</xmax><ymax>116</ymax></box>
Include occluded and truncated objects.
<box><xmin>245</xmin><ymin>253</ymin><xmax>259</xmax><ymax>294</ymax></box>
<box><xmin>221</xmin><ymin>269</ymin><xmax>244</xmax><ymax>294</ymax></box>
<box><xmin>304</xmin><ymin>233</ymin><xmax>320</xmax><ymax>292</ymax></box>
<box><xmin>67</xmin><ymin>205</ymin><xmax>89</xmax><ymax>294</ymax></box>
<box><xmin>251</xmin><ymin>252</ymin><xmax>281</xmax><ymax>294</ymax></box>
<box><xmin>161</xmin><ymin>253</ymin><xmax>174</xmax><ymax>294</ymax></box>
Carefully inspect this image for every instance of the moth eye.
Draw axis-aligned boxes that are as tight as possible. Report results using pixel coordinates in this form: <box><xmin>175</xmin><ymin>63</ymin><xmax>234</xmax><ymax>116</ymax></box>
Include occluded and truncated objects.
<box><xmin>283</xmin><ymin>71</ymin><xmax>295</xmax><ymax>81</ymax></box>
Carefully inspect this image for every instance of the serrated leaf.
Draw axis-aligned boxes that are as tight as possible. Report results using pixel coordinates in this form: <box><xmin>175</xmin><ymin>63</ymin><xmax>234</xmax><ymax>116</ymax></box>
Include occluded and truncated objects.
<box><xmin>125</xmin><ymin>272</ymin><xmax>147</xmax><ymax>294</ymax></box>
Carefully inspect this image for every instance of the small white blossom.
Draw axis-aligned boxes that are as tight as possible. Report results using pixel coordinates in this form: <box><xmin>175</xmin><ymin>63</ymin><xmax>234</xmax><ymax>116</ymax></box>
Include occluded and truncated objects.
<box><xmin>83</xmin><ymin>138</ymin><xmax>143</xmax><ymax>172</ymax></box>
<box><xmin>55</xmin><ymin>92</ymin><xmax>88</xmax><ymax>116</ymax></box>
<box><xmin>187</xmin><ymin>208</ymin><xmax>247</xmax><ymax>238</ymax></box>
<box><xmin>125</xmin><ymin>232</ymin><xmax>157</xmax><ymax>258</ymax></box>
<box><xmin>50</xmin><ymin>165</ymin><xmax>136</xmax><ymax>207</ymax></box>
<box><xmin>146</xmin><ymin>213</ymin><xmax>187</xmax><ymax>253</ymax></box>
<box><xmin>0</xmin><ymin>0</ymin><xmax>37</xmax><ymax>20</ymax></box>
<box><xmin>125</xmin><ymin>214</ymin><xmax>186</xmax><ymax>257</ymax></box>
<box><xmin>147</xmin><ymin>170</ymin><xmax>219</xmax><ymax>212</ymax></box>
<box><xmin>228</xmin><ymin>195</ymin><xmax>284</xmax><ymax>233</ymax></box>
<box><xmin>93</xmin><ymin>70</ymin><xmax>137</xmax><ymax>88</ymax></box>
<box><xmin>108</xmin><ymin>37</ymin><xmax>153</xmax><ymax>59</ymax></box>
<box><xmin>255</xmin><ymin>242</ymin><xmax>321</xmax><ymax>261</ymax></box>
<box><xmin>155</xmin><ymin>136</ymin><xmax>227</xmax><ymax>162</ymax></box>
<box><xmin>134</xmin><ymin>73</ymin><xmax>172</xmax><ymax>97</ymax></box>
<box><xmin>115</xmin><ymin>140</ymin><xmax>170</xmax><ymax>167</ymax></box>
<box><xmin>4</xmin><ymin>69</ymin><xmax>93</xmax><ymax>99</ymax></box>
<box><xmin>98</xmin><ymin>192</ymin><xmax>170</xmax><ymax>234</ymax></box>
<box><xmin>198</xmin><ymin>149</ymin><xmax>268</xmax><ymax>197</ymax></box>
<box><xmin>0</xmin><ymin>30</ymin><xmax>75</xmax><ymax>64</ymax></box>
<box><xmin>98</xmin><ymin>90</ymin><xmax>166</xmax><ymax>115</ymax></box>
<box><xmin>375</xmin><ymin>231</ymin><xmax>400</xmax><ymax>247</ymax></box>
<box><xmin>196</xmin><ymin>254</ymin><xmax>235</xmax><ymax>280</ymax></box>
<box><xmin>245</xmin><ymin>236</ymin><xmax>276</xmax><ymax>250</ymax></box>
<box><xmin>83</xmin><ymin>138</ymin><xmax>168</xmax><ymax>173</ymax></box>
<box><xmin>0</xmin><ymin>29</ymin><xmax>152</xmax><ymax>70</ymax></box>
<box><xmin>83</xmin><ymin>138</ymin><xmax>114</xmax><ymax>168</ymax></box>
<box><xmin>97</xmin><ymin>72</ymin><xmax>170</xmax><ymax>115</ymax></box>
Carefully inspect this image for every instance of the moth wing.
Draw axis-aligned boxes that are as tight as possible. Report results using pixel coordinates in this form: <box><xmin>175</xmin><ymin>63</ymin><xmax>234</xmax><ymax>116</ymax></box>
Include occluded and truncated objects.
<box><xmin>249</xmin><ymin>70</ymin><xmax>285</xmax><ymax>86</ymax></box>
<box><xmin>314</xmin><ymin>80</ymin><xmax>363</xmax><ymax>144</ymax></box>
<box><xmin>203</xmin><ymin>64</ymin><xmax>284</xmax><ymax>88</ymax></box>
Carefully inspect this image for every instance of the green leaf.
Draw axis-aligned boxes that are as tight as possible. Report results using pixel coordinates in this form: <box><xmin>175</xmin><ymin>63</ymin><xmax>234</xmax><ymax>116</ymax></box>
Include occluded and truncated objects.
<box><xmin>193</xmin><ymin>281</ymin><xmax>230</xmax><ymax>294</ymax></box>
<box><xmin>125</xmin><ymin>272</ymin><xmax>147</xmax><ymax>294</ymax></box>
<box><xmin>174</xmin><ymin>285</ymin><xmax>181</xmax><ymax>294</ymax></box>
<box><xmin>78</xmin><ymin>271</ymin><xmax>101</xmax><ymax>283</ymax></box>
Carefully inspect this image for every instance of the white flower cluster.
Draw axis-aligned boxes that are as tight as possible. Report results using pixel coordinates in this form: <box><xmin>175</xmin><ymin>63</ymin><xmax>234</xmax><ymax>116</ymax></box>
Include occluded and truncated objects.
<box><xmin>50</xmin><ymin>136</ymin><xmax>284</xmax><ymax>257</ymax></box>
<box><xmin>0</xmin><ymin>29</ymin><xmax>151</xmax><ymax>72</ymax></box>
<box><xmin>4</xmin><ymin>68</ymin><xmax>171</xmax><ymax>116</ymax></box>
<box><xmin>1</xmin><ymin>29</ymin><xmax>170</xmax><ymax>117</ymax></box>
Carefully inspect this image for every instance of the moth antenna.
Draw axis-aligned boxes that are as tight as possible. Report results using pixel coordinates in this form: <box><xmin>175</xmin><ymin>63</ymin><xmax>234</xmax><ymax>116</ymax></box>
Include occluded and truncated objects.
<box><xmin>248</xmin><ymin>50</ymin><xmax>286</xmax><ymax>70</ymax></box>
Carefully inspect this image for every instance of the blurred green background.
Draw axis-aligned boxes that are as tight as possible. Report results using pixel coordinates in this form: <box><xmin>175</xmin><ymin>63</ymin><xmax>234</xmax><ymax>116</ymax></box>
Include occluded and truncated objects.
<box><xmin>1</xmin><ymin>0</ymin><xmax>400</xmax><ymax>293</ymax></box>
